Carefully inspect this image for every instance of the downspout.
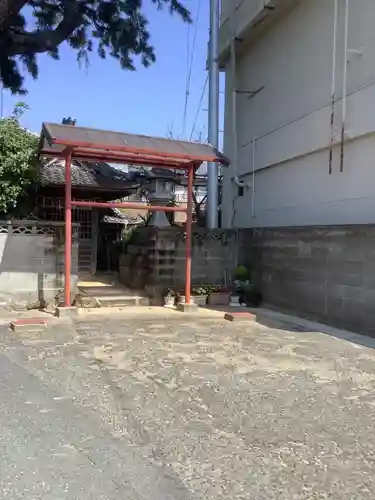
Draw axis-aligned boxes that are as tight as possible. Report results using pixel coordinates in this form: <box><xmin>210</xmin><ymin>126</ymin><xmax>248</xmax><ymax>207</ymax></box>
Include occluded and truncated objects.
<box><xmin>251</xmin><ymin>136</ymin><xmax>258</xmax><ymax>218</ymax></box>
<box><xmin>340</xmin><ymin>0</ymin><xmax>349</xmax><ymax>173</ymax></box>
<box><xmin>328</xmin><ymin>0</ymin><xmax>338</xmax><ymax>174</ymax></box>
<box><xmin>230</xmin><ymin>38</ymin><xmax>251</xmax><ymax>189</ymax></box>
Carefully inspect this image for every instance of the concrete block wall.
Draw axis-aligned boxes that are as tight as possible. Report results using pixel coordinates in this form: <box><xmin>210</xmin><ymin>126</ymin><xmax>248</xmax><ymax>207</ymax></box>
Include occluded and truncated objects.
<box><xmin>119</xmin><ymin>227</ymin><xmax>238</xmax><ymax>297</ymax></box>
<box><xmin>244</xmin><ymin>225</ymin><xmax>375</xmax><ymax>335</ymax></box>
<box><xmin>0</xmin><ymin>221</ymin><xmax>78</xmax><ymax>308</ymax></box>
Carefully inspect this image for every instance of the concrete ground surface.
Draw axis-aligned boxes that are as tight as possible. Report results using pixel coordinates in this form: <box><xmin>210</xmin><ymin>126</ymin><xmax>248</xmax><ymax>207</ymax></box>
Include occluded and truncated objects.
<box><xmin>0</xmin><ymin>308</ymin><xmax>375</xmax><ymax>499</ymax></box>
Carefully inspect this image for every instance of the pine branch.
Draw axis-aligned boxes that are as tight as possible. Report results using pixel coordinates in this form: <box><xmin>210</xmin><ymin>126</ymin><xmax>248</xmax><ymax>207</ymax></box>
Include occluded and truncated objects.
<box><xmin>7</xmin><ymin>0</ymin><xmax>82</xmax><ymax>55</ymax></box>
<box><xmin>0</xmin><ymin>0</ymin><xmax>28</xmax><ymax>34</ymax></box>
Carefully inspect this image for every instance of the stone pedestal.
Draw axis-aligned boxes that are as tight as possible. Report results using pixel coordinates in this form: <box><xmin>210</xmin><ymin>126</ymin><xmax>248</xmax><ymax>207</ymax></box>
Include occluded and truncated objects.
<box><xmin>177</xmin><ymin>302</ymin><xmax>198</xmax><ymax>313</ymax></box>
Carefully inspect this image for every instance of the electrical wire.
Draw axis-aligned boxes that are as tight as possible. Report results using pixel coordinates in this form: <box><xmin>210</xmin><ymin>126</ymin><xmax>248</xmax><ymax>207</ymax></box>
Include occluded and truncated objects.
<box><xmin>182</xmin><ymin>22</ymin><xmax>191</xmax><ymax>136</ymax></box>
<box><xmin>181</xmin><ymin>0</ymin><xmax>202</xmax><ymax>138</ymax></box>
<box><xmin>240</xmin><ymin>75</ymin><xmax>375</xmax><ymax>150</ymax></box>
<box><xmin>236</xmin><ymin>77</ymin><xmax>375</xmax><ymax>180</ymax></box>
<box><xmin>189</xmin><ymin>74</ymin><xmax>208</xmax><ymax>141</ymax></box>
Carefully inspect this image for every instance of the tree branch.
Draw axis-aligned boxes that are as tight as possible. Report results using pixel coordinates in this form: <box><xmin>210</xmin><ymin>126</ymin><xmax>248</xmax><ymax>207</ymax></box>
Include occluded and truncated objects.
<box><xmin>0</xmin><ymin>0</ymin><xmax>28</xmax><ymax>35</ymax></box>
<box><xmin>6</xmin><ymin>0</ymin><xmax>83</xmax><ymax>56</ymax></box>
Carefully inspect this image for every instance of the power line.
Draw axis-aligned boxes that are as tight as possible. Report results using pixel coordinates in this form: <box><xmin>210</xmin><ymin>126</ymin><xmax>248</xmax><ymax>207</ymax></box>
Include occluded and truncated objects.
<box><xmin>189</xmin><ymin>74</ymin><xmax>208</xmax><ymax>141</ymax></box>
<box><xmin>181</xmin><ymin>0</ymin><xmax>202</xmax><ymax>138</ymax></box>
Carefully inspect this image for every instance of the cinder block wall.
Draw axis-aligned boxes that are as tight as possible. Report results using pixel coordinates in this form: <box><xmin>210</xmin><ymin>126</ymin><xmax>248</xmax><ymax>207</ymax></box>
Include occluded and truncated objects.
<box><xmin>244</xmin><ymin>226</ymin><xmax>375</xmax><ymax>334</ymax></box>
<box><xmin>119</xmin><ymin>227</ymin><xmax>238</xmax><ymax>297</ymax></box>
<box><xmin>0</xmin><ymin>221</ymin><xmax>78</xmax><ymax>308</ymax></box>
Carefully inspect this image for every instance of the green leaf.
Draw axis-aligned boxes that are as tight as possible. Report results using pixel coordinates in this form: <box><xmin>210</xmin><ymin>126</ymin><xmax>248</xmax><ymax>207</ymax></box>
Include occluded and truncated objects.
<box><xmin>0</xmin><ymin>114</ymin><xmax>38</xmax><ymax>214</ymax></box>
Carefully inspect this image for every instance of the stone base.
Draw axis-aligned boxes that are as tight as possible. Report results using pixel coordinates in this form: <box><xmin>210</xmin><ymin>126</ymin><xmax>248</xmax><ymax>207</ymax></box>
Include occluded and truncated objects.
<box><xmin>224</xmin><ymin>312</ymin><xmax>255</xmax><ymax>322</ymax></box>
<box><xmin>55</xmin><ymin>306</ymin><xmax>78</xmax><ymax>318</ymax></box>
<box><xmin>10</xmin><ymin>318</ymin><xmax>47</xmax><ymax>332</ymax></box>
<box><xmin>177</xmin><ymin>302</ymin><xmax>199</xmax><ymax>313</ymax></box>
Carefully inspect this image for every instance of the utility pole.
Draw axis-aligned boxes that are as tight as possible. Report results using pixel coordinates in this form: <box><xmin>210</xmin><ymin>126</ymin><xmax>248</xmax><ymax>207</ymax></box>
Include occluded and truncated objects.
<box><xmin>207</xmin><ymin>0</ymin><xmax>220</xmax><ymax>229</ymax></box>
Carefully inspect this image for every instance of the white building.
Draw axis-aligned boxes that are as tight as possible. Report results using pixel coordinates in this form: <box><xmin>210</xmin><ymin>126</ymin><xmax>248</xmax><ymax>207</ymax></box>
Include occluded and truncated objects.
<box><xmin>220</xmin><ymin>0</ymin><xmax>375</xmax><ymax>228</ymax></box>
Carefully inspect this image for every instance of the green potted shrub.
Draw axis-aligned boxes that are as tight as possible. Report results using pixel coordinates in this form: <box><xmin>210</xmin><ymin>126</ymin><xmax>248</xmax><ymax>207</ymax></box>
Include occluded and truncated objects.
<box><xmin>233</xmin><ymin>266</ymin><xmax>251</xmax><ymax>305</ymax></box>
<box><xmin>234</xmin><ymin>265</ymin><xmax>250</xmax><ymax>281</ymax></box>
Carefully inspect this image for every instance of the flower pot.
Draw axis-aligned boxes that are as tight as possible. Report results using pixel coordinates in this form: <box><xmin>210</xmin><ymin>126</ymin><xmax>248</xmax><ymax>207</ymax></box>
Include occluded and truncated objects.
<box><xmin>229</xmin><ymin>295</ymin><xmax>241</xmax><ymax>307</ymax></box>
<box><xmin>164</xmin><ymin>296</ymin><xmax>176</xmax><ymax>308</ymax></box>
<box><xmin>207</xmin><ymin>292</ymin><xmax>230</xmax><ymax>306</ymax></box>
<box><xmin>178</xmin><ymin>295</ymin><xmax>196</xmax><ymax>305</ymax></box>
<box><xmin>191</xmin><ymin>294</ymin><xmax>208</xmax><ymax>306</ymax></box>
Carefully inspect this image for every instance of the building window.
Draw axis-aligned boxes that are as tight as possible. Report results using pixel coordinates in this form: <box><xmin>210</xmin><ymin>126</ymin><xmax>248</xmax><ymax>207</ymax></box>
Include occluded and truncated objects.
<box><xmin>238</xmin><ymin>186</ymin><xmax>244</xmax><ymax>197</ymax></box>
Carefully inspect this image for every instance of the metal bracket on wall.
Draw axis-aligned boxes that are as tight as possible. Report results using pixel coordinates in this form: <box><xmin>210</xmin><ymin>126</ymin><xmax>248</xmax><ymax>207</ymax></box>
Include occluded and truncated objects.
<box><xmin>234</xmin><ymin>86</ymin><xmax>265</xmax><ymax>100</ymax></box>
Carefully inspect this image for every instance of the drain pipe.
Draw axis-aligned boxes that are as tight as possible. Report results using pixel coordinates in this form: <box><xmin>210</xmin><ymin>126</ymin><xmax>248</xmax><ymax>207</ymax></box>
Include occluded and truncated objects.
<box><xmin>251</xmin><ymin>136</ymin><xmax>258</xmax><ymax>218</ymax></box>
<box><xmin>230</xmin><ymin>38</ymin><xmax>251</xmax><ymax>190</ymax></box>
<box><xmin>340</xmin><ymin>0</ymin><xmax>349</xmax><ymax>173</ymax></box>
<box><xmin>328</xmin><ymin>0</ymin><xmax>338</xmax><ymax>174</ymax></box>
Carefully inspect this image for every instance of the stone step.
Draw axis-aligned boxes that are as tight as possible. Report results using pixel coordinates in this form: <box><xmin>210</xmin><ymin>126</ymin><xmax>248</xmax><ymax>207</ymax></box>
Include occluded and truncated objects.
<box><xmin>96</xmin><ymin>295</ymin><xmax>150</xmax><ymax>308</ymax></box>
<box><xmin>76</xmin><ymin>285</ymin><xmax>150</xmax><ymax>308</ymax></box>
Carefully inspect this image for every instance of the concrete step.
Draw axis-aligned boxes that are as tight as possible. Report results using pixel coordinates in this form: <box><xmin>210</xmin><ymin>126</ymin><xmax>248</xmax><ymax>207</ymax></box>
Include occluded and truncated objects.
<box><xmin>76</xmin><ymin>285</ymin><xmax>150</xmax><ymax>308</ymax></box>
<box><xmin>96</xmin><ymin>295</ymin><xmax>150</xmax><ymax>308</ymax></box>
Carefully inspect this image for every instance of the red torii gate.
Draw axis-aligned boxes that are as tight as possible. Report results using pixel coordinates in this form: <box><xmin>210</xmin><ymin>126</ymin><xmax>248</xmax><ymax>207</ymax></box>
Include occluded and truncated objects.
<box><xmin>38</xmin><ymin>123</ymin><xmax>230</xmax><ymax>307</ymax></box>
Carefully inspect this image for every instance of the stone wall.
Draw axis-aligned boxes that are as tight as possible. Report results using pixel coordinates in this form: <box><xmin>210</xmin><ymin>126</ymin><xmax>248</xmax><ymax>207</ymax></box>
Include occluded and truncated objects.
<box><xmin>244</xmin><ymin>225</ymin><xmax>375</xmax><ymax>335</ymax></box>
<box><xmin>0</xmin><ymin>221</ymin><xmax>79</xmax><ymax>308</ymax></box>
<box><xmin>119</xmin><ymin>227</ymin><xmax>237</xmax><ymax>300</ymax></box>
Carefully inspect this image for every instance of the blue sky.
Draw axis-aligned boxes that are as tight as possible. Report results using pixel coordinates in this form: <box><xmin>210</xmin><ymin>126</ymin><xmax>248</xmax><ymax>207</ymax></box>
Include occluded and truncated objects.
<box><xmin>3</xmin><ymin>0</ymin><xmax>223</xmax><ymax>144</ymax></box>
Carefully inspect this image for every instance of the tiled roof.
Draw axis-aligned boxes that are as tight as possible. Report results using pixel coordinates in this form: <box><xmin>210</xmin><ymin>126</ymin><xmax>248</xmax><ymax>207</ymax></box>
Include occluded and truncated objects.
<box><xmin>101</xmin><ymin>207</ymin><xmax>143</xmax><ymax>225</ymax></box>
<box><xmin>39</xmin><ymin>158</ymin><xmax>139</xmax><ymax>192</ymax></box>
<box><xmin>39</xmin><ymin>122</ymin><xmax>230</xmax><ymax>167</ymax></box>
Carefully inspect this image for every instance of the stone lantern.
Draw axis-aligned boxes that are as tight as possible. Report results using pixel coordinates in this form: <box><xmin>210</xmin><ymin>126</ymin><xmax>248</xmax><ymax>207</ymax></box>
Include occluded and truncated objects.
<box><xmin>147</xmin><ymin>178</ymin><xmax>174</xmax><ymax>227</ymax></box>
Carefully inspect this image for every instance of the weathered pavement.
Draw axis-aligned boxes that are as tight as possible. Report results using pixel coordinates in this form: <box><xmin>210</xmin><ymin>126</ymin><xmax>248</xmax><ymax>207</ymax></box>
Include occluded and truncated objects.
<box><xmin>0</xmin><ymin>353</ymin><xmax>190</xmax><ymax>499</ymax></box>
<box><xmin>1</xmin><ymin>309</ymin><xmax>375</xmax><ymax>499</ymax></box>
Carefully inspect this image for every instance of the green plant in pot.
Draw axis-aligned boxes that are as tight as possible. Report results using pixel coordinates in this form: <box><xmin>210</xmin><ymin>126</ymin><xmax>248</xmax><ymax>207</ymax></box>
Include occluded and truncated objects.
<box><xmin>233</xmin><ymin>265</ymin><xmax>250</xmax><ymax>303</ymax></box>
<box><xmin>243</xmin><ymin>283</ymin><xmax>262</xmax><ymax>308</ymax></box>
<box><xmin>234</xmin><ymin>265</ymin><xmax>250</xmax><ymax>282</ymax></box>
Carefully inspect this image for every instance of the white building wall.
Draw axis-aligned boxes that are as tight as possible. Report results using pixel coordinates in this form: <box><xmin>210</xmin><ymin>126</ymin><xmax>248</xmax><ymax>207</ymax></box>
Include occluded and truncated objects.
<box><xmin>221</xmin><ymin>0</ymin><xmax>375</xmax><ymax>228</ymax></box>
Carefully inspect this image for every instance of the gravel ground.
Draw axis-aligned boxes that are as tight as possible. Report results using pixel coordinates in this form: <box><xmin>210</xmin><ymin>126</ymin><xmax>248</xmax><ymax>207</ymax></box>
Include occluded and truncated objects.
<box><xmin>1</xmin><ymin>310</ymin><xmax>375</xmax><ymax>499</ymax></box>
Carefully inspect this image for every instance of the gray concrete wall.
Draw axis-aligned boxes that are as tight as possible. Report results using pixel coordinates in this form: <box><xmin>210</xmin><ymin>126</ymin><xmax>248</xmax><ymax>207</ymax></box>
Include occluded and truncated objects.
<box><xmin>245</xmin><ymin>225</ymin><xmax>375</xmax><ymax>334</ymax></box>
<box><xmin>119</xmin><ymin>227</ymin><xmax>238</xmax><ymax>298</ymax></box>
<box><xmin>0</xmin><ymin>221</ymin><xmax>78</xmax><ymax>308</ymax></box>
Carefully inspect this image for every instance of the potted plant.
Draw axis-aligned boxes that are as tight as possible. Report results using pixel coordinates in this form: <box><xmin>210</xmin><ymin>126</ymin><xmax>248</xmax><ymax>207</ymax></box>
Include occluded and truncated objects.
<box><xmin>192</xmin><ymin>287</ymin><xmax>208</xmax><ymax>306</ymax></box>
<box><xmin>207</xmin><ymin>285</ymin><xmax>231</xmax><ymax>306</ymax></box>
<box><xmin>233</xmin><ymin>266</ymin><xmax>251</xmax><ymax>305</ymax></box>
<box><xmin>176</xmin><ymin>287</ymin><xmax>208</xmax><ymax>306</ymax></box>
<box><xmin>176</xmin><ymin>291</ymin><xmax>195</xmax><ymax>305</ymax></box>
<box><xmin>234</xmin><ymin>265</ymin><xmax>250</xmax><ymax>282</ymax></box>
<box><xmin>164</xmin><ymin>288</ymin><xmax>176</xmax><ymax>308</ymax></box>
<box><xmin>243</xmin><ymin>283</ymin><xmax>262</xmax><ymax>308</ymax></box>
